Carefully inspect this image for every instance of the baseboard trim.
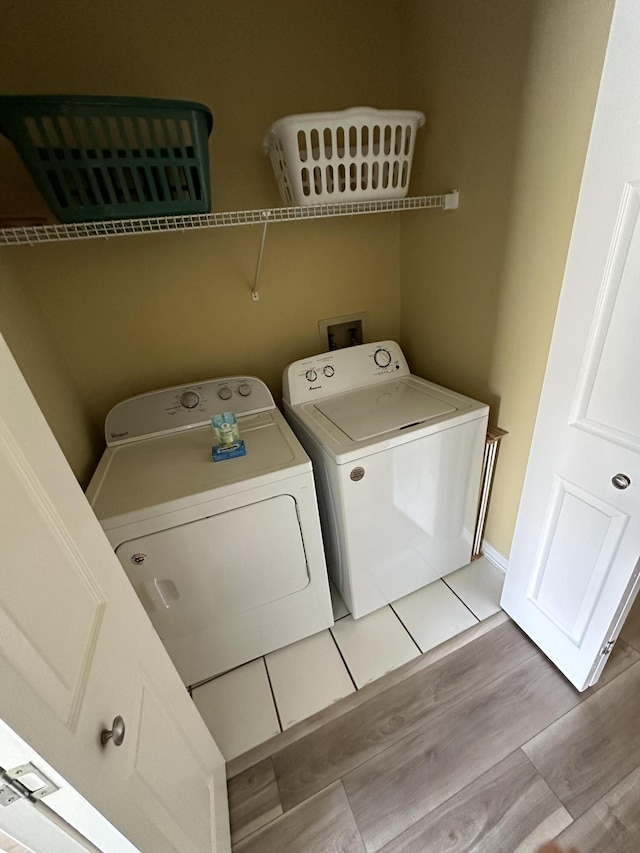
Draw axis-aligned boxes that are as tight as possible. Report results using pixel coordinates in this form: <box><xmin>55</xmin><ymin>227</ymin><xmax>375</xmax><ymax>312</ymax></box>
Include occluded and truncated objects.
<box><xmin>480</xmin><ymin>540</ymin><xmax>508</xmax><ymax>574</ymax></box>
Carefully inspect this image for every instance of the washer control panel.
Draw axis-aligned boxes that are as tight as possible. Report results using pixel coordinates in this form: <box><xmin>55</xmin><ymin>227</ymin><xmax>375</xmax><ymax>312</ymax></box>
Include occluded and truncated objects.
<box><xmin>105</xmin><ymin>376</ymin><xmax>274</xmax><ymax>445</ymax></box>
<box><xmin>373</xmin><ymin>347</ymin><xmax>393</xmax><ymax>368</ymax></box>
<box><xmin>283</xmin><ymin>341</ymin><xmax>410</xmax><ymax>405</ymax></box>
<box><xmin>179</xmin><ymin>389</ymin><xmax>200</xmax><ymax>409</ymax></box>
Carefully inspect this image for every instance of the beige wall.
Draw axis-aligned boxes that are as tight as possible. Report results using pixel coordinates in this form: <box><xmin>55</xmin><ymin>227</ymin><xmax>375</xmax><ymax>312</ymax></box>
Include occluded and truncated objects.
<box><xmin>0</xmin><ymin>0</ymin><xmax>403</xmax><ymax>484</ymax></box>
<box><xmin>0</xmin><ymin>0</ymin><xmax>616</xmax><ymax>556</ymax></box>
<box><xmin>400</xmin><ymin>0</ymin><xmax>614</xmax><ymax>556</ymax></box>
<box><xmin>0</xmin><ymin>256</ymin><xmax>101</xmax><ymax>483</ymax></box>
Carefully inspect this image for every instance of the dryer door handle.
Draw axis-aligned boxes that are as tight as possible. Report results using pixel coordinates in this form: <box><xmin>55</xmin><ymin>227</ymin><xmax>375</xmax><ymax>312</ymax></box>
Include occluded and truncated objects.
<box><xmin>140</xmin><ymin>578</ymin><xmax>180</xmax><ymax>610</ymax></box>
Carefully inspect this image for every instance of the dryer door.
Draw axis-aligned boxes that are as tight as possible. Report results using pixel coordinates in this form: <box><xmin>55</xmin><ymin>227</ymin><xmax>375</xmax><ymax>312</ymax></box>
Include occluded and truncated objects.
<box><xmin>116</xmin><ymin>495</ymin><xmax>309</xmax><ymax>685</ymax></box>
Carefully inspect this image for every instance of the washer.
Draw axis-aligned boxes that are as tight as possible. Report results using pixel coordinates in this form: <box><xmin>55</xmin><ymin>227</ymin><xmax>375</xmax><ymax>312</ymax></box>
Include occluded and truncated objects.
<box><xmin>283</xmin><ymin>341</ymin><xmax>489</xmax><ymax>619</ymax></box>
<box><xmin>86</xmin><ymin>376</ymin><xmax>333</xmax><ymax>687</ymax></box>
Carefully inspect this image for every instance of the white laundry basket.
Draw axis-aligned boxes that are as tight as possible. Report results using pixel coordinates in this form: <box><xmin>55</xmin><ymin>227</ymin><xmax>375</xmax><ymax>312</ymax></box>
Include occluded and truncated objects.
<box><xmin>263</xmin><ymin>107</ymin><xmax>425</xmax><ymax>205</ymax></box>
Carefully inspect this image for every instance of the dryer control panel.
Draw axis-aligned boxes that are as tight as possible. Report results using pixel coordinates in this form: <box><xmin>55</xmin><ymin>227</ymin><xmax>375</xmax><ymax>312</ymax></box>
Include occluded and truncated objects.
<box><xmin>105</xmin><ymin>376</ymin><xmax>274</xmax><ymax>445</ymax></box>
<box><xmin>283</xmin><ymin>341</ymin><xmax>410</xmax><ymax>405</ymax></box>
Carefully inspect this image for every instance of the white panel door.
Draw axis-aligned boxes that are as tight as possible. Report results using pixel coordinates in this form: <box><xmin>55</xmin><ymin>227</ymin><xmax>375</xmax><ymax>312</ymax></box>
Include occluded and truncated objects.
<box><xmin>0</xmin><ymin>331</ymin><xmax>230</xmax><ymax>853</ymax></box>
<box><xmin>501</xmin><ymin>0</ymin><xmax>640</xmax><ymax>691</ymax></box>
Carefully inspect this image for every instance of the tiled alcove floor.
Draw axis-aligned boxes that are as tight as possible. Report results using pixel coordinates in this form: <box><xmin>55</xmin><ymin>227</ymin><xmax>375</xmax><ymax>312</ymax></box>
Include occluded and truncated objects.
<box><xmin>192</xmin><ymin>557</ymin><xmax>505</xmax><ymax>760</ymax></box>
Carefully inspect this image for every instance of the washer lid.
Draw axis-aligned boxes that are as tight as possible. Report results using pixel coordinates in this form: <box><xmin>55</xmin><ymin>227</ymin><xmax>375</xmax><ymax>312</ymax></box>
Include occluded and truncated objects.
<box><xmin>314</xmin><ymin>380</ymin><xmax>456</xmax><ymax>441</ymax></box>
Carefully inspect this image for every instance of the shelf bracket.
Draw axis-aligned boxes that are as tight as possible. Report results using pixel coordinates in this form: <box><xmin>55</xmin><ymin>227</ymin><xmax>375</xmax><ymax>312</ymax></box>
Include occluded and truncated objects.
<box><xmin>443</xmin><ymin>189</ymin><xmax>459</xmax><ymax>210</ymax></box>
<box><xmin>251</xmin><ymin>211</ymin><xmax>271</xmax><ymax>302</ymax></box>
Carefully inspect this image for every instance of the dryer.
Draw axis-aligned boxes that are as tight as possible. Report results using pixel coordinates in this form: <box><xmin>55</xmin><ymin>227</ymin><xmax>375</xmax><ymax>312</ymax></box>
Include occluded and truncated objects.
<box><xmin>86</xmin><ymin>376</ymin><xmax>333</xmax><ymax>687</ymax></box>
<box><xmin>283</xmin><ymin>342</ymin><xmax>489</xmax><ymax>619</ymax></box>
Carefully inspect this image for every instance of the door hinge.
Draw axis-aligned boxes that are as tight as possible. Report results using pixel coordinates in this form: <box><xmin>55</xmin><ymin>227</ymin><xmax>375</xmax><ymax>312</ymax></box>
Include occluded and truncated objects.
<box><xmin>0</xmin><ymin>763</ymin><xmax>58</xmax><ymax>807</ymax></box>
<box><xmin>601</xmin><ymin>640</ymin><xmax>615</xmax><ymax>656</ymax></box>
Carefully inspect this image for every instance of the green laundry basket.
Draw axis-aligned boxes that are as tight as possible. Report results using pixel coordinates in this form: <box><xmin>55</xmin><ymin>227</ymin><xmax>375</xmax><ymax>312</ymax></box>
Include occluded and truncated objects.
<box><xmin>0</xmin><ymin>95</ymin><xmax>213</xmax><ymax>223</ymax></box>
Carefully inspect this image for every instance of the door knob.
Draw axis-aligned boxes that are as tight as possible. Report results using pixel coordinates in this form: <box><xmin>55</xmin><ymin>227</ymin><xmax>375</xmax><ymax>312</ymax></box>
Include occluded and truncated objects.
<box><xmin>612</xmin><ymin>473</ymin><xmax>631</xmax><ymax>490</ymax></box>
<box><xmin>101</xmin><ymin>715</ymin><xmax>126</xmax><ymax>746</ymax></box>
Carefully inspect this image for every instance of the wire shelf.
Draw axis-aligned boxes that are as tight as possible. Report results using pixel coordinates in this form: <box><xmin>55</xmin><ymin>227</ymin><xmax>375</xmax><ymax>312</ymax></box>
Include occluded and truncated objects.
<box><xmin>0</xmin><ymin>191</ymin><xmax>459</xmax><ymax>246</ymax></box>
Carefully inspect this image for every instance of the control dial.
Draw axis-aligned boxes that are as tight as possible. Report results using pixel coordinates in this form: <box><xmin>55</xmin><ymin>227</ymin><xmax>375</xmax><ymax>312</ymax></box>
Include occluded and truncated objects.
<box><xmin>374</xmin><ymin>348</ymin><xmax>392</xmax><ymax>368</ymax></box>
<box><xmin>237</xmin><ymin>383</ymin><xmax>252</xmax><ymax>397</ymax></box>
<box><xmin>179</xmin><ymin>390</ymin><xmax>200</xmax><ymax>409</ymax></box>
<box><xmin>218</xmin><ymin>387</ymin><xmax>232</xmax><ymax>401</ymax></box>
<box><xmin>323</xmin><ymin>365</ymin><xmax>335</xmax><ymax>377</ymax></box>
<box><xmin>305</xmin><ymin>369</ymin><xmax>318</xmax><ymax>382</ymax></box>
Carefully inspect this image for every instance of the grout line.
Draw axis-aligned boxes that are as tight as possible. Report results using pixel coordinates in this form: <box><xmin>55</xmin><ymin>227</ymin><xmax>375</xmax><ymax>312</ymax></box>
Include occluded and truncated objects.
<box><xmin>442</xmin><ymin>577</ymin><xmax>483</xmax><ymax>622</ymax></box>
<box><xmin>328</xmin><ymin>627</ymin><xmax>359</xmax><ymax>692</ymax></box>
<box><xmin>226</xmin><ymin>612</ymin><xmax>511</xmax><ymax>779</ymax></box>
<box><xmin>330</xmin><ymin>584</ymin><xmax>351</xmax><ymax>622</ymax></box>
<box><xmin>262</xmin><ymin>656</ymin><xmax>285</xmax><ymax>735</ymax></box>
<box><xmin>388</xmin><ymin>602</ymin><xmax>425</xmax><ymax>655</ymax></box>
<box><xmin>331</xmin><ymin>602</ymin><xmax>351</xmax><ymax>622</ymax></box>
<box><xmin>189</xmin><ymin>653</ymin><xmax>267</xmax><ymax>692</ymax></box>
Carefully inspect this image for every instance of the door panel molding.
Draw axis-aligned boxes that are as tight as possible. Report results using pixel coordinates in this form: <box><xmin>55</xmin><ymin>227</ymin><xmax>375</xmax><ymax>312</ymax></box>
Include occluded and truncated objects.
<box><xmin>527</xmin><ymin>478</ymin><xmax>629</xmax><ymax>645</ymax></box>
<box><xmin>502</xmin><ymin>0</ymin><xmax>640</xmax><ymax>690</ymax></box>
<box><xmin>0</xmin><ymin>415</ymin><xmax>105</xmax><ymax>732</ymax></box>
<box><xmin>571</xmin><ymin>180</ymin><xmax>640</xmax><ymax>450</ymax></box>
<box><xmin>127</xmin><ymin>666</ymin><xmax>216</xmax><ymax>853</ymax></box>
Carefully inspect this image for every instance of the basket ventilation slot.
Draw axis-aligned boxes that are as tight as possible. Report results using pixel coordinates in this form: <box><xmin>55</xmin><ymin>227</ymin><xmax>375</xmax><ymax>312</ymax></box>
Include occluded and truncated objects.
<box><xmin>22</xmin><ymin>113</ymin><xmax>204</xmax><ymax>210</ymax></box>
<box><xmin>293</xmin><ymin>123</ymin><xmax>415</xmax><ymax>199</ymax></box>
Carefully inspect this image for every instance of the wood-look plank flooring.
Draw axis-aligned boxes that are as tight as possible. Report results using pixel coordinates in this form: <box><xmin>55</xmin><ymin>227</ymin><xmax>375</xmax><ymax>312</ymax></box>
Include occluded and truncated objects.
<box><xmin>227</xmin><ymin>599</ymin><xmax>640</xmax><ymax>852</ymax></box>
<box><xmin>274</xmin><ymin>620</ymin><xmax>537</xmax><ymax>811</ymax></box>
<box><xmin>227</xmin><ymin>757</ymin><xmax>283</xmax><ymax>845</ymax></box>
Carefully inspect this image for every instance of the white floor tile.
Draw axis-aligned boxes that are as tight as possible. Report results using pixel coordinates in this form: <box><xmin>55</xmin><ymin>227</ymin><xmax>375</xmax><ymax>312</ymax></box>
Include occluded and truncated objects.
<box><xmin>191</xmin><ymin>658</ymin><xmax>280</xmax><ymax>760</ymax></box>
<box><xmin>330</xmin><ymin>581</ymin><xmax>350</xmax><ymax>620</ymax></box>
<box><xmin>265</xmin><ymin>631</ymin><xmax>355</xmax><ymax>729</ymax></box>
<box><xmin>392</xmin><ymin>580</ymin><xmax>478</xmax><ymax>653</ymax></box>
<box><xmin>443</xmin><ymin>556</ymin><xmax>505</xmax><ymax>620</ymax></box>
<box><xmin>331</xmin><ymin>606</ymin><xmax>420</xmax><ymax>688</ymax></box>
